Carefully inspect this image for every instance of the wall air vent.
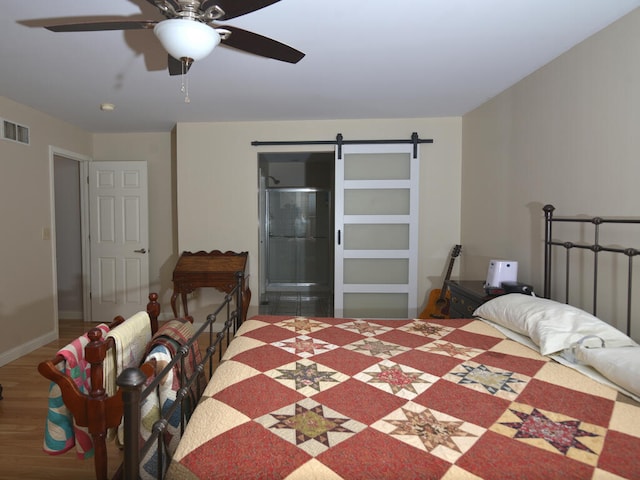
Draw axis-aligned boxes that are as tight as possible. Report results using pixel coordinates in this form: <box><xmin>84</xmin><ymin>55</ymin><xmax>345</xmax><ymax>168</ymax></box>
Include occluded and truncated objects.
<box><xmin>2</xmin><ymin>118</ymin><xmax>30</xmax><ymax>145</ymax></box>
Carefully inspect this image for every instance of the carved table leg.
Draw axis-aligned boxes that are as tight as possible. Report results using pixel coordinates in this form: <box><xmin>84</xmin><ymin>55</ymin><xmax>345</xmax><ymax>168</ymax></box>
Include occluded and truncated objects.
<box><xmin>170</xmin><ymin>290</ymin><xmax>179</xmax><ymax>317</ymax></box>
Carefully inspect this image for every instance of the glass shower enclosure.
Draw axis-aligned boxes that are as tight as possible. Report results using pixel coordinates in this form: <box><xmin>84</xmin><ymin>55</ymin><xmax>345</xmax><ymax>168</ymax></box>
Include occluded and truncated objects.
<box><xmin>265</xmin><ymin>188</ymin><xmax>332</xmax><ymax>294</ymax></box>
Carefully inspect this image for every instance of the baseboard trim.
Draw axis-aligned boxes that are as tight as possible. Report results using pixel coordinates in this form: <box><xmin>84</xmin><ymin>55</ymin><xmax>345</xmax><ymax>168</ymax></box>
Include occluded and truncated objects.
<box><xmin>58</xmin><ymin>310</ymin><xmax>83</xmax><ymax>320</ymax></box>
<box><xmin>0</xmin><ymin>330</ymin><xmax>58</xmax><ymax>367</ymax></box>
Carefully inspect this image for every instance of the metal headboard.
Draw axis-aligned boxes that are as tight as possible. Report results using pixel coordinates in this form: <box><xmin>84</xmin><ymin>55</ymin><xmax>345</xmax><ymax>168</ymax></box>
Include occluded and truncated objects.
<box><xmin>543</xmin><ymin>204</ymin><xmax>640</xmax><ymax>336</ymax></box>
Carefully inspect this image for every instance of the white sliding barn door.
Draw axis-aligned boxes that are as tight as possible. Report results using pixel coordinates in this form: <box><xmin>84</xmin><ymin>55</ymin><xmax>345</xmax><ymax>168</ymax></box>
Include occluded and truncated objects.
<box><xmin>89</xmin><ymin>161</ymin><xmax>149</xmax><ymax>321</ymax></box>
<box><xmin>334</xmin><ymin>144</ymin><xmax>419</xmax><ymax>319</ymax></box>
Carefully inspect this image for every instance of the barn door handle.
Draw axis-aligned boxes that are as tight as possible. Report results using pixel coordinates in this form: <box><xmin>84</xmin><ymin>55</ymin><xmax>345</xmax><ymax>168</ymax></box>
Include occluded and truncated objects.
<box><xmin>134</xmin><ymin>248</ymin><xmax>147</xmax><ymax>254</ymax></box>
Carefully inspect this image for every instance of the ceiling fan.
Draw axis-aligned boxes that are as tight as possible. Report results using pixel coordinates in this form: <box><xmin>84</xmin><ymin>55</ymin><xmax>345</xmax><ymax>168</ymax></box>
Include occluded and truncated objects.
<box><xmin>44</xmin><ymin>0</ymin><xmax>305</xmax><ymax>76</ymax></box>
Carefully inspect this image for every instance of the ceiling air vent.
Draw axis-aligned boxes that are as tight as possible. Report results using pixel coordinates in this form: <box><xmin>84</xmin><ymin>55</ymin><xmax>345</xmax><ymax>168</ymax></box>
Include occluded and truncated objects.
<box><xmin>2</xmin><ymin>118</ymin><xmax>30</xmax><ymax>145</ymax></box>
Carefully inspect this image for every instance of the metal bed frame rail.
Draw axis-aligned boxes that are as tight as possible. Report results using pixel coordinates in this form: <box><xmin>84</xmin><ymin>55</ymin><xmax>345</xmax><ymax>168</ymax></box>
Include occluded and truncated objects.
<box><xmin>117</xmin><ymin>272</ymin><xmax>246</xmax><ymax>480</ymax></box>
<box><xmin>543</xmin><ymin>204</ymin><xmax>640</xmax><ymax>336</ymax></box>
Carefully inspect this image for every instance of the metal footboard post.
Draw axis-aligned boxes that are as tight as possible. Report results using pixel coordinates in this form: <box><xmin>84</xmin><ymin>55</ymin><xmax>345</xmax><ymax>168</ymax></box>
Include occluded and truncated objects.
<box><xmin>627</xmin><ymin>254</ymin><xmax>634</xmax><ymax>337</ymax></box>
<box><xmin>236</xmin><ymin>271</ymin><xmax>244</xmax><ymax>327</ymax></box>
<box><xmin>117</xmin><ymin>367</ymin><xmax>147</xmax><ymax>480</ymax></box>
<box><xmin>543</xmin><ymin>204</ymin><xmax>555</xmax><ymax>298</ymax></box>
<box><xmin>591</xmin><ymin>219</ymin><xmax>602</xmax><ymax>317</ymax></box>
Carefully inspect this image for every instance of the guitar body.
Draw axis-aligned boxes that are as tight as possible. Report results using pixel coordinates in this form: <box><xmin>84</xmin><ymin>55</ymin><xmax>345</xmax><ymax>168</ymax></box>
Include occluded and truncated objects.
<box><xmin>419</xmin><ymin>288</ymin><xmax>451</xmax><ymax>319</ymax></box>
<box><xmin>418</xmin><ymin>245</ymin><xmax>461</xmax><ymax>320</ymax></box>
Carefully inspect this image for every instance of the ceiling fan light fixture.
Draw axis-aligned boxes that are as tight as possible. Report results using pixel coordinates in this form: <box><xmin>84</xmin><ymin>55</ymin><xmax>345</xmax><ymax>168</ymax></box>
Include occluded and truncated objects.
<box><xmin>154</xmin><ymin>19</ymin><xmax>220</xmax><ymax>62</ymax></box>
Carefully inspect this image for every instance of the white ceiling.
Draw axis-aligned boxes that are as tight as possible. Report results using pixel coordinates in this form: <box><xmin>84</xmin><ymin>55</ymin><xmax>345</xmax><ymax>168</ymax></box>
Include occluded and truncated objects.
<box><xmin>2</xmin><ymin>0</ymin><xmax>639</xmax><ymax>133</ymax></box>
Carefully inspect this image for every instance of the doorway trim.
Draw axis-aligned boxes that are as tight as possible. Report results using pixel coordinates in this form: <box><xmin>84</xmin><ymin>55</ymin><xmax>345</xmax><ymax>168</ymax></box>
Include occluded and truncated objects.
<box><xmin>49</xmin><ymin>146</ymin><xmax>92</xmax><ymax>326</ymax></box>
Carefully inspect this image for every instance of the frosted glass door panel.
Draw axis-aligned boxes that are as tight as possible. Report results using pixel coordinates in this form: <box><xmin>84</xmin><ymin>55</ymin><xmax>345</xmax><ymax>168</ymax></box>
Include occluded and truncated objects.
<box><xmin>335</xmin><ymin>144</ymin><xmax>419</xmax><ymax>318</ymax></box>
<box><xmin>344</xmin><ymin>153</ymin><xmax>410</xmax><ymax>180</ymax></box>
<box><xmin>344</xmin><ymin>189</ymin><xmax>409</xmax><ymax>215</ymax></box>
<box><xmin>344</xmin><ymin>224</ymin><xmax>409</xmax><ymax>250</ymax></box>
<box><xmin>344</xmin><ymin>258</ymin><xmax>408</xmax><ymax>284</ymax></box>
<box><xmin>344</xmin><ymin>293</ymin><xmax>408</xmax><ymax>318</ymax></box>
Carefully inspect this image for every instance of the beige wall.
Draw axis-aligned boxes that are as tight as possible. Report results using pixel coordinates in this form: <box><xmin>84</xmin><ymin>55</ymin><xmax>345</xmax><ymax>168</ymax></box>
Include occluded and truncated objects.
<box><xmin>0</xmin><ymin>96</ymin><xmax>92</xmax><ymax>365</ymax></box>
<box><xmin>461</xmin><ymin>9</ymin><xmax>640</xmax><ymax>338</ymax></box>
<box><xmin>0</xmin><ymin>125</ymin><xmax>175</xmax><ymax>365</ymax></box>
<box><xmin>175</xmin><ymin>118</ymin><xmax>462</xmax><ymax>320</ymax></box>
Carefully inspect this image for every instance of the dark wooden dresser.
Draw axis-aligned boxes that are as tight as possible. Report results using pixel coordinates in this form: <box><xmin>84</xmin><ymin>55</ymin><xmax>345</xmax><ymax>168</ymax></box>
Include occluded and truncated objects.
<box><xmin>446</xmin><ymin>280</ymin><xmax>500</xmax><ymax>319</ymax></box>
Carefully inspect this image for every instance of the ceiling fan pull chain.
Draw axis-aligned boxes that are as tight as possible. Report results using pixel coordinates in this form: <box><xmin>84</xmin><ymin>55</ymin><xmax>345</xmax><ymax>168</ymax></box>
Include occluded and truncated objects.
<box><xmin>181</xmin><ymin>60</ymin><xmax>191</xmax><ymax>103</ymax></box>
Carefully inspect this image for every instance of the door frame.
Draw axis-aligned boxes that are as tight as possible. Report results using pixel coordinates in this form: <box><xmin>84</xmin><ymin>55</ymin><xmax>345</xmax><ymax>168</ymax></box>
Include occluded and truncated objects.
<box><xmin>49</xmin><ymin>146</ymin><xmax>93</xmax><ymax>324</ymax></box>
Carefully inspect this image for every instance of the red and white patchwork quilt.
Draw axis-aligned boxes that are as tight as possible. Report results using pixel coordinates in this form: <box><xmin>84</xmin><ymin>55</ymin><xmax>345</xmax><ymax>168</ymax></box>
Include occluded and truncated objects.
<box><xmin>166</xmin><ymin>316</ymin><xmax>640</xmax><ymax>479</ymax></box>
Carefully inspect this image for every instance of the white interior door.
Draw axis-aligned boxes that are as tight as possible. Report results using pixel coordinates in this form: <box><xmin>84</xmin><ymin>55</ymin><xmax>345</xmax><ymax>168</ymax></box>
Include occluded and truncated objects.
<box><xmin>89</xmin><ymin>161</ymin><xmax>149</xmax><ymax>321</ymax></box>
<box><xmin>334</xmin><ymin>144</ymin><xmax>419</xmax><ymax>319</ymax></box>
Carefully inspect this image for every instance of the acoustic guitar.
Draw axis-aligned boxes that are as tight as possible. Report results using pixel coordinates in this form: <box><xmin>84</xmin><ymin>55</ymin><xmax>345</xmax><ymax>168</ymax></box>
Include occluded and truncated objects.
<box><xmin>418</xmin><ymin>244</ymin><xmax>462</xmax><ymax>319</ymax></box>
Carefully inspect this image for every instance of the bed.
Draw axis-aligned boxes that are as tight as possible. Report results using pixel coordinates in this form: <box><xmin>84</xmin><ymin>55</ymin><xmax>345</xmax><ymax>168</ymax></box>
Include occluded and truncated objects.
<box><xmin>117</xmin><ymin>205</ymin><xmax>640</xmax><ymax>479</ymax></box>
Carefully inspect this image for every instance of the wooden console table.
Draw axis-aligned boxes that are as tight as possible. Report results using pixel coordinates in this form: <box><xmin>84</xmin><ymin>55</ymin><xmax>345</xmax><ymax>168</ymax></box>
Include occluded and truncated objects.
<box><xmin>171</xmin><ymin>250</ymin><xmax>251</xmax><ymax>323</ymax></box>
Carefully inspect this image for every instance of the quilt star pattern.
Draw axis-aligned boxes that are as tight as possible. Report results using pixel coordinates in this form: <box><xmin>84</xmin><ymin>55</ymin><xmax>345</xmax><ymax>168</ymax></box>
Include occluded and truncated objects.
<box><xmin>166</xmin><ymin>316</ymin><xmax>640</xmax><ymax>479</ymax></box>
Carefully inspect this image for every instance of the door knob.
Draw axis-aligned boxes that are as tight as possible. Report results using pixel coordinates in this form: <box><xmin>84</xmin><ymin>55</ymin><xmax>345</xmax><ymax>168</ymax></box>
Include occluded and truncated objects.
<box><xmin>134</xmin><ymin>248</ymin><xmax>147</xmax><ymax>254</ymax></box>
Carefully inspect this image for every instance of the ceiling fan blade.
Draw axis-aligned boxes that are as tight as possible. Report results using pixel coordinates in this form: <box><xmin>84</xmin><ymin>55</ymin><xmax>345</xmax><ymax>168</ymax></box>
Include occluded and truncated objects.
<box><xmin>201</xmin><ymin>0</ymin><xmax>281</xmax><ymax>20</ymax></box>
<box><xmin>45</xmin><ymin>20</ymin><xmax>157</xmax><ymax>32</ymax></box>
<box><xmin>168</xmin><ymin>55</ymin><xmax>193</xmax><ymax>76</ymax></box>
<box><xmin>221</xmin><ymin>26</ymin><xmax>304</xmax><ymax>63</ymax></box>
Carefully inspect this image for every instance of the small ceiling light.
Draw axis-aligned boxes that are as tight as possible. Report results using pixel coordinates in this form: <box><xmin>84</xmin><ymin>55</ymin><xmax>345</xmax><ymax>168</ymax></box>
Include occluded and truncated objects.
<box><xmin>154</xmin><ymin>19</ymin><xmax>220</xmax><ymax>62</ymax></box>
<box><xmin>100</xmin><ymin>103</ymin><xmax>115</xmax><ymax>112</ymax></box>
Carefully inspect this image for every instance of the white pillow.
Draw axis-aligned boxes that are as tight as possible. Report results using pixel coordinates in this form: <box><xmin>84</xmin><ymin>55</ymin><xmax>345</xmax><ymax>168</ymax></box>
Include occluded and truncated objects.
<box><xmin>573</xmin><ymin>345</ymin><xmax>640</xmax><ymax>398</ymax></box>
<box><xmin>473</xmin><ymin>294</ymin><xmax>637</xmax><ymax>355</ymax></box>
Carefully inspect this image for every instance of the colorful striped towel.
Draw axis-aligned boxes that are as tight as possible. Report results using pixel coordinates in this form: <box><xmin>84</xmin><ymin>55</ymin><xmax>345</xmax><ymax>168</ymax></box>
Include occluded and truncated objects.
<box><xmin>43</xmin><ymin>323</ymin><xmax>110</xmax><ymax>459</ymax></box>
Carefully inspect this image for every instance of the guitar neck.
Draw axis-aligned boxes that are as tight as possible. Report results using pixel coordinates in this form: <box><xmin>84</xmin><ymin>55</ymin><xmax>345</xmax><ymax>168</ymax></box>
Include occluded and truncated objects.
<box><xmin>437</xmin><ymin>259</ymin><xmax>456</xmax><ymax>301</ymax></box>
<box><xmin>437</xmin><ymin>245</ymin><xmax>461</xmax><ymax>301</ymax></box>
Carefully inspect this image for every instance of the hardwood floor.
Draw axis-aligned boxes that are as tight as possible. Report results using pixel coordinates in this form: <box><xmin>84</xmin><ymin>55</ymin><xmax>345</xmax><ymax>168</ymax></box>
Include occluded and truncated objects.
<box><xmin>0</xmin><ymin>320</ymin><xmax>123</xmax><ymax>479</ymax></box>
<box><xmin>0</xmin><ymin>318</ymin><xmax>234</xmax><ymax>479</ymax></box>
